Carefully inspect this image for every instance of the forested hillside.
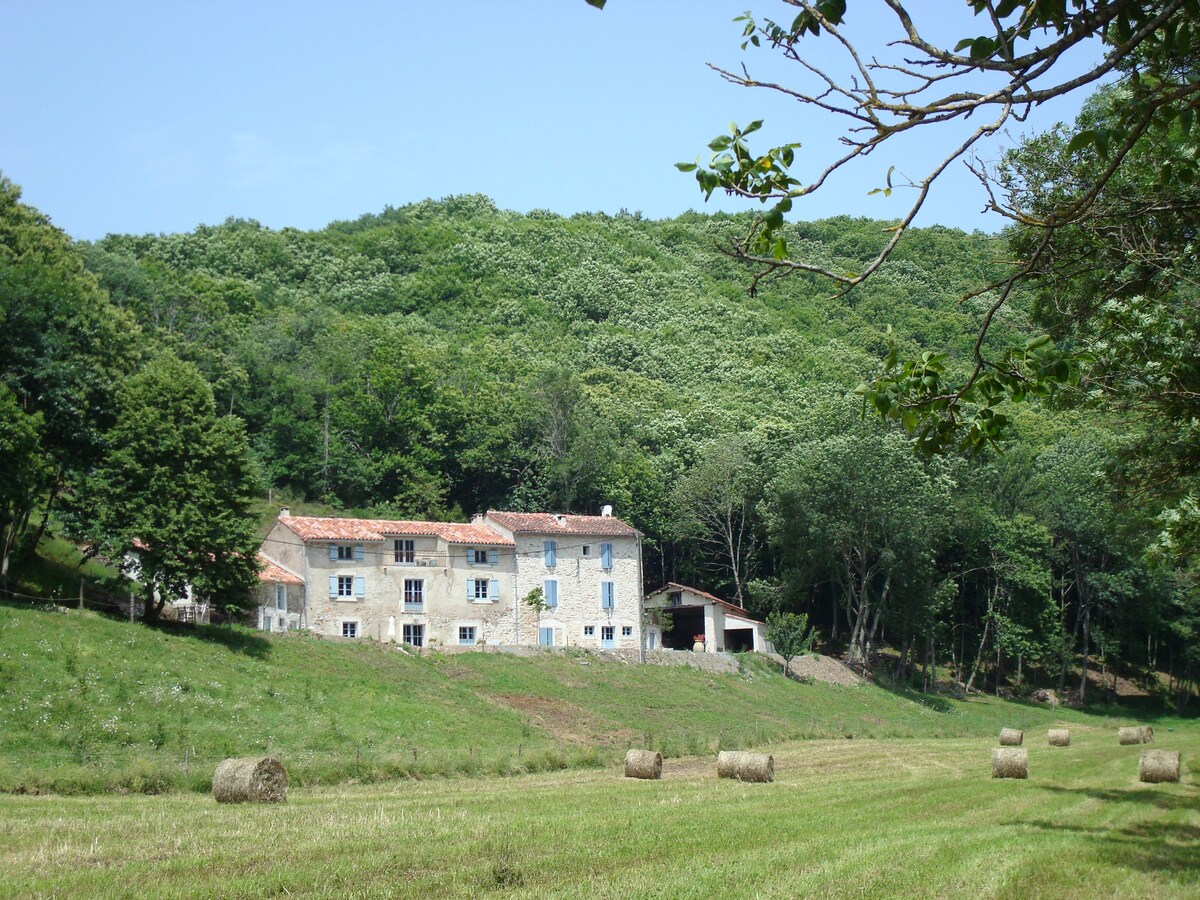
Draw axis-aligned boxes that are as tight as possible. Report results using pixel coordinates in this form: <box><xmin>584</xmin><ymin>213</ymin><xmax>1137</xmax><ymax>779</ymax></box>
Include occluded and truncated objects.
<box><xmin>2</xmin><ymin>177</ymin><xmax>1195</xmax><ymax>710</ymax></box>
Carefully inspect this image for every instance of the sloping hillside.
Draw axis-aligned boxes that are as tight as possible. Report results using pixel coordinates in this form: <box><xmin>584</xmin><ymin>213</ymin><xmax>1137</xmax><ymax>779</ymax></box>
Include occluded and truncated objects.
<box><xmin>0</xmin><ymin>602</ymin><xmax>1125</xmax><ymax>794</ymax></box>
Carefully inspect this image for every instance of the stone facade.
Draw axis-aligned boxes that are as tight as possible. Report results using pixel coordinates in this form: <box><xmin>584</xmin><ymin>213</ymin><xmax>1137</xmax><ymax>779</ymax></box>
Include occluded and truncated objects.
<box><xmin>256</xmin><ymin>509</ymin><xmax>643</xmax><ymax>651</ymax></box>
<box><xmin>478</xmin><ymin>511</ymin><xmax>643</xmax><ymax>651</ymax></box>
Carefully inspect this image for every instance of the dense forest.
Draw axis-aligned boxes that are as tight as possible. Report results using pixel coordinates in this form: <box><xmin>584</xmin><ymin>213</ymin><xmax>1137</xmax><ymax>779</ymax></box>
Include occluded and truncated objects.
<box><xmin>1</xmin><ymin>158</ymin><xmax>1196</xmax><ymax>708</ymax></box>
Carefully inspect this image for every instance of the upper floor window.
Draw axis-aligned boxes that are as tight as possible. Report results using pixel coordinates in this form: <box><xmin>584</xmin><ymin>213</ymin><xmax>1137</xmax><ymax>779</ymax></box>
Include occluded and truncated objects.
<box><xmin>275</xmin><ymin>584</ymin><xmax>287</xmax><ymax>611</ymax></box>
<box><xmin>337</xmin><ymin>575</ymin><xmax>355</xmax><ymax>597</ymax></box>
<box><xmin>466</xmin><ymin>547</ymin><xmax>498</xmax><ymax>566</ymax></box>
<box><xmin>600</xmin><ymin>581</ymin><xmax>615</xmax><ymax>610</ymax></box>
<box><xmin>581</xmin><ymin>545</ymin><xmax>591</xmax><ymax>557</ymax></box>
<box><xmin>600</xmin><ymin>543</ymin><xmax>613</xmax><ymax>569</ymax></box>
<box><xmin>544</xmin><ymin>540</ymin><xmax>557</xmax><ymax>567</ymax></box>
<box><xmin>330</xmin><ymin>544</ymin><xmax>364</xmax><ymax>562</ymax></box>
<box><xmin>668</xmin><ymin>591</ymin><xmax>683</xmax><ymax>607</ymax></box>
<box><xmin>394</xmin><ymin>539</ymin><xmax>415</xmax><ymax>564</ymax></box>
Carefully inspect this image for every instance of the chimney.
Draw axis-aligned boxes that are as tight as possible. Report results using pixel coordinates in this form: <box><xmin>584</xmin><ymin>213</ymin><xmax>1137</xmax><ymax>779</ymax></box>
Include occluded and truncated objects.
<box><xmin>601</xmin><ymin>505</ymin><xmax>613</xmax><ymax>517</ymax></box>
<box><xmin>279</xmin><ymin>507</ymin><xmax>291</xmax><ymax>518</ymax></box>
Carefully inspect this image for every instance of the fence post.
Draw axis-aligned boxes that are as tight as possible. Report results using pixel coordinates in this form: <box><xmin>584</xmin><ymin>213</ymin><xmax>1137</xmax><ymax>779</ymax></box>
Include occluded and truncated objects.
<box><xmin>78</xmin><ymin>578</ymin><xmax>84</xmax><ymax>611</ymax></box>
<box><xmin>129</xmin><ymin>592</ymin><xmax>135</xmax><ymax>623</ymax></box>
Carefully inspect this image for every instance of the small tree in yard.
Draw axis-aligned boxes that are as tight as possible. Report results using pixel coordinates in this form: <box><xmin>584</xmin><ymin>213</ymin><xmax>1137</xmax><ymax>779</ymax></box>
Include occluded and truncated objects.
<box><xmin>766</xmin><ymin>611</ymin><xmax>813</xmax><ymax>677</ymax></box>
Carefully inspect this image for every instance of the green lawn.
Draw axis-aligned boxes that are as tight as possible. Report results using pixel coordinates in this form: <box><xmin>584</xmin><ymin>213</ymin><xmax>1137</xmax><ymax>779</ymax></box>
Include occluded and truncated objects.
<box><xmin>0</xmin><ymin>601</ymin><xmax>1162</xmax><ymax>794</ymax></box>
<box><xmin>3</xmin><ymin>725</ymin><xmax>1197</xmax><ymax>898</ymax></box>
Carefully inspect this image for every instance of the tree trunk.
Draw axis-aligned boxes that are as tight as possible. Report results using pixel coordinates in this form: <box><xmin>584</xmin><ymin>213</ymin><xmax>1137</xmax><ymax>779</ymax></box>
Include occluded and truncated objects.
<box><xmin>1079</xmin><ymin>603</ymin><xmax>1090</xmax><ymax>703</ymax></box>
<box><xmin>965</xmin><ymin>618</ymin><xmax>990</xmax><ymax>694</ymax></box>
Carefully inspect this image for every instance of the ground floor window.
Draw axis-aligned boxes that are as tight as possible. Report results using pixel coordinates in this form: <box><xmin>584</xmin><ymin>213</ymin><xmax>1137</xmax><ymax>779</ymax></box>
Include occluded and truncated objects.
<box><xmin>342</xmin><ymin>621</ymin><xmax>359</xmax><ymax>638</ymax></box>
<box><xmin>262</xmin><ymin>611</ymin><xmax>273</xmax><ymax>632</ymax></box>
<box><xmin>539</xmin><ymin>627</ymin><xmax>554</xmax><ymax>647</ymax></box>
<box><xmin>622</xmin><ymin>626</ymin><xmax>633</xmax><ymax>637</ymax></box>
<box><xmin>458</xmin><ymin>625</ymin><xmax>476</xmax><ymax>645</ymax></box>
<box><xmin>583</xmin><ymin>625</ymin><xmax>595</xmax><ymax>637</ymax></box>
<box><xmin>601</xmin><ymin>625</ymin><xmax>615</xmax><ymax>648</ymax></box>
<box><xmin>403</xmin><ymin>623</ymin><xmax>424</xmax><ymax>647</ymax></box>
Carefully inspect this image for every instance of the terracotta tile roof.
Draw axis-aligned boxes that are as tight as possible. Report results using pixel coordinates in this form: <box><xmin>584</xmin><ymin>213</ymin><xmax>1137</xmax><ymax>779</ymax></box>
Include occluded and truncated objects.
<box><xmin>278</xmin><ymin>515</ymin><xmax>513</xmax><ymax>546</ymax></box>
<box><xmin>257</xmin><ymin>553</ymin><xmax>304</xmax><ymax>585</ymax></box>
<box><xmin>648</xmin><ymin>582</ymin><xmax>764</xmax><ymax>624</ymax></box>
<box><xmin>484</xmin><ymin>510</ymin><xmax>638</xmax><ymax>537</ymax></box>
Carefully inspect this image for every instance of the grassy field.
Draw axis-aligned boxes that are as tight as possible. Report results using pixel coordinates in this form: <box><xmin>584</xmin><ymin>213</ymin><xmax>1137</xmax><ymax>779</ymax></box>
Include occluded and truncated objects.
<box><xmin>3</xmin><ymin>724</ymin><xmax>1197</xmax><ymax>898</ymax></box>
<box><xmin>0</xmin><ymin>601</ymin><xmax>1162</xmax><ymax>794</ymax></box>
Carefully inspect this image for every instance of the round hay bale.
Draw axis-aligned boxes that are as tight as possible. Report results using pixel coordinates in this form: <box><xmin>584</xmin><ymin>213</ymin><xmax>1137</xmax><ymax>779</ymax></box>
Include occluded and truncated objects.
<box><xmin>717</xmin><ymin>750</ymin><xmax>774</xmax><ymax>783</ymax></box>
<box><xmin>624</xmin><ymin>749</ymin><xmax>662</xmax><ymax>780</ymax></box>
<box><xmin>1047</xmin><ymin>728</ymin><xmax>1070</xmax><ymax>747</ymax></box>
<box><xmin>212</xmin><ymin>756</ymin><xmax>287</xmax><ymax>803</ymax></box>
<box><xmin>1139</xmin><ymin>749</ymin><xmax>1180</xmax><ymax>783</ymax></box>
<box><xmin>991</xmin><ymin>747</ymin><xmax>1028</xmax><ymax>779</ymax></box>
<box><xmin>998</xmin><ymin>728</ymin><xmax>1024</xmax><ymax>746</ymax></box>
<box><xmin>1119</xmin><ymin>725</ymin><xmax>1153</xmax><ymax>745</ymax></box>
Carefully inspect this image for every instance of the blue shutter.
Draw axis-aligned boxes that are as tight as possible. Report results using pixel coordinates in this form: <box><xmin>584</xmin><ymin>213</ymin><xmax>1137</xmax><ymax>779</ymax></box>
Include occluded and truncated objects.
<box><xmin>601</xmin><ymin>543</ymin><xmax>613</xmax><ymax>569</ymax></box>
<box><xmin>544</xmin><ymin>580</ymin><xmax>558</xmax><ymax>608</ymax></box>
<box><xmin>467</xmin><ymin>579</ymin><xmax>474</xmax><ymax>599</ymax></box>
<box><xmin>490</xmin><ymin>578</ymin><xmax>500</xmax><ymax>601</ymax></box>
<box><xmin>488</xmin><ymin>548</ymin><xmax>499</xmax><ymax>565</ymax></box>
<box><xmin>328</xmin><ymin>575</ymin><xmax>337</xmax><ymax>596</ymax></box>
<box><xmin>354</xmin><ymin>544</ymin><xmax>364</xmax><ymax>562</ymax></box>
<box><xmin>328</xmin><ymin>545</ymin><xmax>338</xmax><ymax>561</ymax></box>
<box><xmin>466</xmin><ymin>547</ymin><xmax>474</xmax><ymax>566</ymax></box>
<box><xmin>353</xmin><ymin>576</ymin><xmax>365</xmax><ymax>598</ymax></box>
<box><xmin>601</xmin><ymin>582</ymin><xmax>615</xmax><ymax>609</ymax></box>
<box><xmin>544</xmin><ymin>541</ymin><xmax>556</xmax><ymax>567</ymax></box>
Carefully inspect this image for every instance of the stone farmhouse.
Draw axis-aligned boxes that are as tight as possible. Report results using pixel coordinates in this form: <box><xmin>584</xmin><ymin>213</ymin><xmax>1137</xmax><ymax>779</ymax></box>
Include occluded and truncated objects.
<box><xmin>256</xmin><ymin>507</ymin><xmax>643</xmax><ymax>651</ymax></box>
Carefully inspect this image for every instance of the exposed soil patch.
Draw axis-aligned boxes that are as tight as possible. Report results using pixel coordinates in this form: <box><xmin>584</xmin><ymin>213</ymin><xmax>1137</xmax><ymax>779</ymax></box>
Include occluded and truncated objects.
<box><xmin>491</xmin><ymin>694</ymin><xmax>636</xmax><ymax>747</ymax></box>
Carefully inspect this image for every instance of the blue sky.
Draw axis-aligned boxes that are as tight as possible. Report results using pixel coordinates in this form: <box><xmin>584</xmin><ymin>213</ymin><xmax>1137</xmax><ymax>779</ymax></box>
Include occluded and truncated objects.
<box><xmin>2</xmin><ymin>2</ymin><xmax>1101</xmax><ymax>241</ymax></box>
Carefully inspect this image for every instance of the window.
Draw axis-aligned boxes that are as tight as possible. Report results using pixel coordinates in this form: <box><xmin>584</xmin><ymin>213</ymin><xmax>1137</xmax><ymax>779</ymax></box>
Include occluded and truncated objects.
<box><xmin>581</xmin><ymin>545</ymin><xmax>591</xmax><ymax>557</ymax></box>
<box><xmin>262</xmin><ymin>611</ymin><xmax>273</xmax><ymax>632</ymax></box>
<box><xmin>601</xmin><ymin>625</ymin><xmax>615</xmax><ymax>649</ymax></box>
<box><xmin>539</xmin><ymin>627</ymin><xmax>554</xmax><ymax>647</ymax></box>
<box><xmin>622</xmin><ymin>626</ymin><xmax>633</xmax><ymax>637</ymax></box>
<box><xmin>544</xmin><ymin>540</ymin><xmax>557</xmax><ymax>567</ymax></box>
<box><xmin>668</xmin><ymin>591</ymin><xmax>683</xmax><ymax>607</ymax></box>
<box><xmin>394</xmin><ymin>539</ymin><xmax>415</xmax><ymax>564</ymax></box>
<box><xmin>600</xmin><ymin>543</ymin><xmax>613</xmax><ymax>569</ymax></box>
<box><xmin>583</xmin><ymin>625</ymin><xmax>595</xmax><ymax>637</ymax></box>
<box><xmin>403</xmin><ymin>579</ymin><xmax>423</xmax><ymax>610</ymax></box>
<box><xmin>330</xmin><ymin>544</ymin><xmax>363</xmax><ymax>562</ymax></box>
<box><xmin>275</xmin><ymin>584</ymin><xmax>287</xmax><ymax>611</ymax></box>
<box><xmin>469</xmin><ymin>578</ymin><xmax>491</xmax><ymax>601</ymax></box>
<box><xmin>403</xmin><ymin>623</ymin><xmax>424</xmax><ymax>647</ymax></box>
<box><xmin>342</xmin><ymin>621</ymin><xmax>358</xmax><ymax>638</ymax></box>
<box><xmin>600</xmin><ymin>581</ymin><xmax>615</xmax><ymax>610</ymax></box>
<box><xmin>543</xmin><ymin>579</ymin><xmax>558</xmax><ymax>608</ymax></box>
<box><xmin>330</xmin><ymin>575</ymin><xmax>365</xmax><ymax>599</ymax></box>
<box><xmin>458</xmin><ymin>626</ymin><xmax>476</xmax><ymax>645</ymax></box>
<box><xmin>466</xmin><ymin>547</ymin><xmax>497</xmax><ymax>565</ymax></box>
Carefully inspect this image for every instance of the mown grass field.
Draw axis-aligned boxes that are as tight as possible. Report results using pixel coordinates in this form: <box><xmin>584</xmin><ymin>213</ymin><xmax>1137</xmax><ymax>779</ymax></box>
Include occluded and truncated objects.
<box><xmin>0</xmin><ymin>601</ymin><xmax>1158</xmax><ymax>794</ymax></box>
<box><xmin>3</xmin><ymin>724</ymin><xmax>1198</xmax><ymax>898</ymax></box>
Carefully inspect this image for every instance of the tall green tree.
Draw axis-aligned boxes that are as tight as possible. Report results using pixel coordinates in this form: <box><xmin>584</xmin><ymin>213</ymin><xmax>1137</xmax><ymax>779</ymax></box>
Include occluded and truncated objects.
<box><xmin>79</xmin><ymin>355</ymin><xmax>261</xmax><ymax>622</ymax></box>
<box><xmin>0</xmin><ymin>174</ymin><xmax>137</xmax><ymax>580</ymax></box>
<box><xmin>769</xmin><ymin>430</ymin><xmax>952</xmax><ymax>666</ymax></box>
